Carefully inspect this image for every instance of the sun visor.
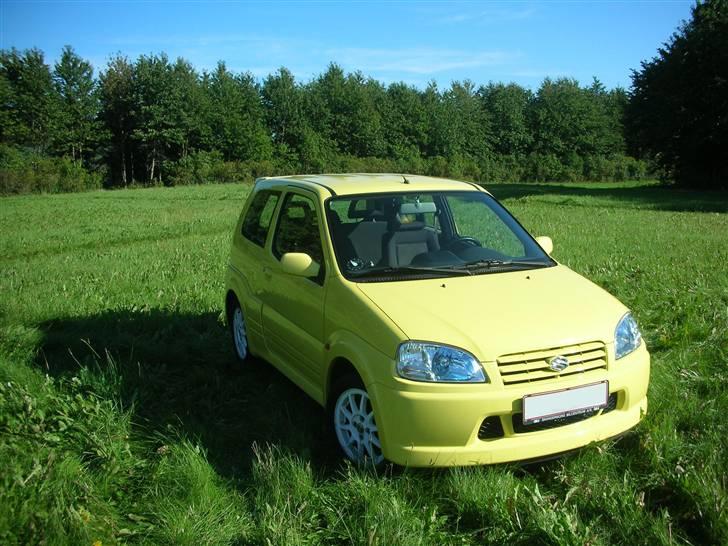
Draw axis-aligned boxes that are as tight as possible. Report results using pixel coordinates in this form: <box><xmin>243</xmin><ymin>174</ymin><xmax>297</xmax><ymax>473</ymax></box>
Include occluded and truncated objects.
<box><xmin>399</xmin><ymin>202</ymin><xmax>436</xmax><ymax>214</ymax></box>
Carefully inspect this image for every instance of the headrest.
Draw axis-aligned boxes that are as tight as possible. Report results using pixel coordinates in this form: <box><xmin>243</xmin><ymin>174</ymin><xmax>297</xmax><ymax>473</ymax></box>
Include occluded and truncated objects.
<box><xmin>388</xmin><ymin>200</ymin><xmax>435</xmax><ymax>230</ymax></box>
<box><xmin>390</xmin><ymin>216</ymin><xmax>426</xmax><ymax>231</ymax></box>
<box><xmin>348</xmin><ymin>199</ymin><xmax>385</xmax><ymax>219</ymax></box>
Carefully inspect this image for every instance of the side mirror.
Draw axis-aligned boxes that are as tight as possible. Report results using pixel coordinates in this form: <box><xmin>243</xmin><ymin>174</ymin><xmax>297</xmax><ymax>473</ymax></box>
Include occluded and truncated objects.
<box><xmin>535</xmin><ymin>236</ymin><xmax>553</xmax><ymax>255</ymax></box>
<box><xmin>280</xmin><ymin>252</ymin><xmax>320</xmax><ymax>277</ymax></box>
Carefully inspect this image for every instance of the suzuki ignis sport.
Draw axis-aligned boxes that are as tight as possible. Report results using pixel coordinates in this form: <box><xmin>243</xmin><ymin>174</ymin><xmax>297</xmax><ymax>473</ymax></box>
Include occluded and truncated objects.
<box><xmin>224</xmin><ymin>174</ymin><xmax>649</xmax><ymax>466</ymax></box>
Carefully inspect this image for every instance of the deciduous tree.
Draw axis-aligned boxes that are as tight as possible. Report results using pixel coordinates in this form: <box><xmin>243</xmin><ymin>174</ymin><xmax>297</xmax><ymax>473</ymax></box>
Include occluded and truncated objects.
<box><xmin>627</xmin><ymin>0</ymin><xmax>728</xmax><ymax>188</ymax></box>
<box><xmin>99</xmin><ymin>54</ymin><xmax>135</xmax><ymax>185</ymax></box>
<box><xmin>0</xmin><ymin>48</ymin><xmax>57</xmax><ymax>151</ymax></box>
<box><xmin>53</xmin><ymin>45</ymin><xmax>100</xmax><ymax>165</ymax></box>
<box><xmin>479</xmin><ymin>83</ymin><xmax>533</xmax><ymax>156</ymax></box>
<box><xmin>204</xmin><ymin>62</ymin><xmax>272</xmax><ymax>163</ymax></box>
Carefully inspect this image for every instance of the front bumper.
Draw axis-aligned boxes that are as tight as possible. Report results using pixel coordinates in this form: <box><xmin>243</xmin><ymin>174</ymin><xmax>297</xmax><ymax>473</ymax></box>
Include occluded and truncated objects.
<box><xmin>369</xmin><ymin>344</ymin><xmax>650</xmax><ymax>467</ymax></box>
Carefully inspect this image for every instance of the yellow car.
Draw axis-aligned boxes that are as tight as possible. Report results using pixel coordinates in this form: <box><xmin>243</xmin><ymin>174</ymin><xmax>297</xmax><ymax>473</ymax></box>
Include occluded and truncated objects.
<box><xmin>225</xmin><ymin>174</ymin><xmax>649</xmax><ymax>466</ymax></box>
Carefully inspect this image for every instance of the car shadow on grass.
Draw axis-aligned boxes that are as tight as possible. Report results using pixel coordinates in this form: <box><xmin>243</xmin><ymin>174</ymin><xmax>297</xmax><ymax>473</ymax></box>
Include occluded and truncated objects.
<box><xmin>486</xmin><ymin>182</ymin><xmax>728</xmax><ymax>213</ymax></box>
<box><xmin>32</xmin><ymin>308</ymin><xmax>648</xmax><ymax>484</ymax></box>
<box><xmin>34</xmin><ymin>308</ymin><xmax>341</xmax><ymax>479</ymax></box>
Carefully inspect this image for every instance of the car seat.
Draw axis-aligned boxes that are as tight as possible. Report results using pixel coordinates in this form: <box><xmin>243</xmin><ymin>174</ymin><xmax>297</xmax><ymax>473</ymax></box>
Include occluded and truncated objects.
<box><xmin>385</xmin><ymin>214</ymin><xmax>440</xmax><ymax>267</ymax></box>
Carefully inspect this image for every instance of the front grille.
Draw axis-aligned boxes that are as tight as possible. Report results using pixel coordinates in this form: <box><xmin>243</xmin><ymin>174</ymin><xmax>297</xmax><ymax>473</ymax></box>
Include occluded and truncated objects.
<box><xmin>497</xmin><ymin>341</ymin><xmax>608</xmax><ymax>385</ymax></box>
<box><xmin>512</xmin><ymin>393</ymin><xmax>619</xmax><ymax>434</ymax></box>
<box><xmin>478</xmin><ymin>416</ymin><xmax>505</xmax><ymax>440</ymax></box>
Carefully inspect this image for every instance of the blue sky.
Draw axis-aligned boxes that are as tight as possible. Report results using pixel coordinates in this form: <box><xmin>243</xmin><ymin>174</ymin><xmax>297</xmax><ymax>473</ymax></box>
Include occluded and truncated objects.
<box><xmin>1</xmin><ymin>0</ymin><xmax>693</xmax><ymax>89</ymax></box>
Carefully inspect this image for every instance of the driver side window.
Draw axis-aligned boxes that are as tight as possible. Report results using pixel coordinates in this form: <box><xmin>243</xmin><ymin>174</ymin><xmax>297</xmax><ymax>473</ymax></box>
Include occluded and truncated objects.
<box><xmin>447</xmin><ymin>195</ymin><xmax>524</xmax><ymax>257</ymax></box>
<box><xmin>273</xmin><ymin>193</ymin><xmax>325</xmax><ymax>267</ymax></box>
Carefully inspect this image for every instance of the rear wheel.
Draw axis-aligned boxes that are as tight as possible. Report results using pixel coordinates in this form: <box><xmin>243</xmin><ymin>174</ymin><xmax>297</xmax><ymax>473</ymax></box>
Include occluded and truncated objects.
<box><xmin>229</xmin><ymin>298</ymin><xmax>250</xmax><ymax>363</ymax></box>
<box><xmin>332</xmin><ymin>376</ymin><xmax>384</xmax><ymax>466</ymax></box>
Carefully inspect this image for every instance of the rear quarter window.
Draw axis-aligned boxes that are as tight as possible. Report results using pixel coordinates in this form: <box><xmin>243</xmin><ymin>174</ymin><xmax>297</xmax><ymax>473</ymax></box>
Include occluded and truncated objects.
<box><xmin>241</xmin><ymin>190</ymin><xmax>280</xmax><ymax>247</ymax></box>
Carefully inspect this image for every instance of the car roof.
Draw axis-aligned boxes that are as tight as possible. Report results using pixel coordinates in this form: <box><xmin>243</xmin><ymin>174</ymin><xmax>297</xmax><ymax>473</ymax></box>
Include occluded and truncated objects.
<box><xmin>254</xmin><ymin>173</ymin><xmax>490</xmax><ymax>198</ymax></box>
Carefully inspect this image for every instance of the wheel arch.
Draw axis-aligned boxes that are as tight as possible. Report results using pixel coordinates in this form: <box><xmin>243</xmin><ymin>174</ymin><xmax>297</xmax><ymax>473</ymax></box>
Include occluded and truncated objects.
<box><xmin>224</xmin><ymin>289</ymin><xmax>239</xmax><ymax>324</ymax></box>
<box><xmin>326</xmin><ymin>357</ymin><xmax>361</xmax><ymax>408</ymax></box>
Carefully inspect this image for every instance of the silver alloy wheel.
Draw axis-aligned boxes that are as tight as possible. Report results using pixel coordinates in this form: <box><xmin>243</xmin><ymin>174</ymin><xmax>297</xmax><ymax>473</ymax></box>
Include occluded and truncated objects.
<box><xmin>232</xmin><ymin>306</ymin><xmax>248</xmax><ymax>360</ymax></box>
<box><xmin>334</xmin><ymin>387</ymin><xmax>383</xmax><ymax>465</ymax></box>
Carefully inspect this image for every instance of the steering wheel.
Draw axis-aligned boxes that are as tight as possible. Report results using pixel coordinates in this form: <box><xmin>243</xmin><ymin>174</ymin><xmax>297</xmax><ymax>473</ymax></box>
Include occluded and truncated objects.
<box><xmin>447</xmin><ymin>236</ymin><xmax>482</xmax><ymax>250</ymax></box>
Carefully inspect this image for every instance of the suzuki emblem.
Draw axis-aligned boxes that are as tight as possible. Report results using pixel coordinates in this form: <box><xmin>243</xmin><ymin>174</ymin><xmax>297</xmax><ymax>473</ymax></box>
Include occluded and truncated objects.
<box><xmin>548</xmin><ymin>355</ymin><xmax>570</xmax><ymax>372</ymax></box>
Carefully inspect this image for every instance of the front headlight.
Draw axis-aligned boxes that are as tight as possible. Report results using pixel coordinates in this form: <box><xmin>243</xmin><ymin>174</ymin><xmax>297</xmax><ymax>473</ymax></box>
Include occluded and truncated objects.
<box><xmin>396</xmin><ymin>341</ymin><xmax>487</xmax><ymax>383</ymax></box>
<box><xmin>615</xmin><ymin>312</ymin><xmax>642</xmax><ymax>359</ymax></box>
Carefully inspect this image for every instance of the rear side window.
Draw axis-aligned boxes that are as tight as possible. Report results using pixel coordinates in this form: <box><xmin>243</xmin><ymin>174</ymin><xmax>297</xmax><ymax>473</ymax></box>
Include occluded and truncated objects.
<box><xmin>241</xmin><ymin>190</ymin><xmax>280</xmax><ymax>247</ymax></box>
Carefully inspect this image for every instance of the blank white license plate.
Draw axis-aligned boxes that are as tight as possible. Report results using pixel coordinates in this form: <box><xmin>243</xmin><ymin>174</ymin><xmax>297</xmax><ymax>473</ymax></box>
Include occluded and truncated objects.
<box><xmin>522</xmin><ymin>381</ymin><xmax>608</xmax><ymax>425</ymax></box>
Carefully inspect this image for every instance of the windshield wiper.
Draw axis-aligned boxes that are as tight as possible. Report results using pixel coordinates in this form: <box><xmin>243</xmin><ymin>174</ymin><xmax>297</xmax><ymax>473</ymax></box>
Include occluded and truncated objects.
<box><xmin>350</xmin><ymin>265</ymin><xmax>472</xmax><ymax>278</ymax></box>
<box><xmin>458</xmin><ymin>259</ymin><xmax>552</xmax><ymax>270</ymax></box>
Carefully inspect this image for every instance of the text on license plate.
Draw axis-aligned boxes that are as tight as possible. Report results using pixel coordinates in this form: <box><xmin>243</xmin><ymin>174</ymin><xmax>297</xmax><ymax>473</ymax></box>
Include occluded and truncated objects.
<box><xmin>522</xmin><ymin>381</ymin><xmax>609</xmax><ymax>425</ymax></box>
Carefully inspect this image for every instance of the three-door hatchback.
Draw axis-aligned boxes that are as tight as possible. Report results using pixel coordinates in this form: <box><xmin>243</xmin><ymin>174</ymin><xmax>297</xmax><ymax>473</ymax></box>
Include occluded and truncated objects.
<box><xmin>225</xmin><ymin>174</ymin><xmax>649</xmax><ymax>466</ymax></box>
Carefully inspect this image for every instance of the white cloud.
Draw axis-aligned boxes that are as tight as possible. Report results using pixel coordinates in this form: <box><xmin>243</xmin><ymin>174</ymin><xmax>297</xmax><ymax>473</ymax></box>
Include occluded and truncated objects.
<box><xmin>438</xmin><ymin>6</ymin><xmax>537</xmax><ymax>25</ymax></box>
<box><xmin>505</xmin><ymin>69</ymin><xmax>572</xmax><ymax>79</ymax></box>
<box><xmin>91</xmin><ymin>30</ymin><xmax>527</xmax><ymax>83</ymax></box>
<box><xmin>104</xmin><ymin>33</ymin><xmax>269</xmax><ymax>48</ymax></box>
<box><xmin>325</xmin><ymin>47</ymin><xmax>518</xmax><ymax>75</ymax></box>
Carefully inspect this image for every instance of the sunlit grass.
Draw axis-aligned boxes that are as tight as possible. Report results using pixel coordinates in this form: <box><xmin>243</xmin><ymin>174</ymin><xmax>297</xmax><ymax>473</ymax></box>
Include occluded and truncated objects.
<box><xmin>0</xmin><ymin>180</ymin><xmax>726</xmax><ymax>544</ymax></box>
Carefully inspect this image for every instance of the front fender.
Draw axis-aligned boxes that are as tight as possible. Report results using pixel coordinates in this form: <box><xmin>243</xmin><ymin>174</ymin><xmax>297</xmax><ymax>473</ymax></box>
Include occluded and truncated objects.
<box><xmin>325</xmin><ymin>329</ymin><xmax>396</xmax><ymax>396</ymax></box>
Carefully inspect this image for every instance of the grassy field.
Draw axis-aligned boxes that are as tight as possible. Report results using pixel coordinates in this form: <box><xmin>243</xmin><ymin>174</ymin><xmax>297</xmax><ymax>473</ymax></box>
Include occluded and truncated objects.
<box><xmin>1</xmin><ymin>180</ymin><xmax>726</xmax><ymax>545</ymax></box>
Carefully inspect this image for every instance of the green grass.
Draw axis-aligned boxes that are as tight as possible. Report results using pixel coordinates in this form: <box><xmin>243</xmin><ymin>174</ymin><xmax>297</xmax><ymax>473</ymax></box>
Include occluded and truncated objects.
<box><xmin>1</xmin><ymin>180</ymin><xmax>726</xmax><ymax>545</ymax></box>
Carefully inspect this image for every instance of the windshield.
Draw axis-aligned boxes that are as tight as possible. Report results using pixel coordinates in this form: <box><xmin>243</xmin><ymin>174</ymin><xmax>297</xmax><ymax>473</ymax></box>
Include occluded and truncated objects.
<box><xmin>326</xmin><ymin>190</ymin><xmax>554</xmax><ymax>281</ymax></box>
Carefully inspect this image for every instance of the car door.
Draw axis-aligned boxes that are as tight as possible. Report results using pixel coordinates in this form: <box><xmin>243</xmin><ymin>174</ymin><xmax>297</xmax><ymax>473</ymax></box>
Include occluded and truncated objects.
<box><xmin>260</xmin><ymin>189</ymin><xmax>328</xmax><ymax>401</ymax></box>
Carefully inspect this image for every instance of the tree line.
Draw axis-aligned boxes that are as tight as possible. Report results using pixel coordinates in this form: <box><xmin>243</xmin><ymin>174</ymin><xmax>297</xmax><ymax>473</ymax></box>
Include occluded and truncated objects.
<box><xmin>2</xmin><ymin>1</ymin><xmax>725</xmax><ymax>194</ymax></box>
<box><xmin>0</xmin><ymin>46</ymin><xmax>648</xmax><ymax>194</ymax></box>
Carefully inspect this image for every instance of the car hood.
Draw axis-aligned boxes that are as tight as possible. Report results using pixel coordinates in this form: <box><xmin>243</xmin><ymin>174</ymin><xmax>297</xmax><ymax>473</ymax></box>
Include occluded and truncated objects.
<box><xmin>356</xmin><ymin>264</ymin><xmax>627</xmax><ymax>362</ymax></box>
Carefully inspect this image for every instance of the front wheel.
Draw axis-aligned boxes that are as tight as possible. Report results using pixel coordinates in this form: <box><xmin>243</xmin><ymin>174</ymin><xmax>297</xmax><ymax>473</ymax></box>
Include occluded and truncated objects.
<box><xmin>332</xmin><ymin>378</ymin><xmax>384</xmax><ymax>466</ymax></box>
